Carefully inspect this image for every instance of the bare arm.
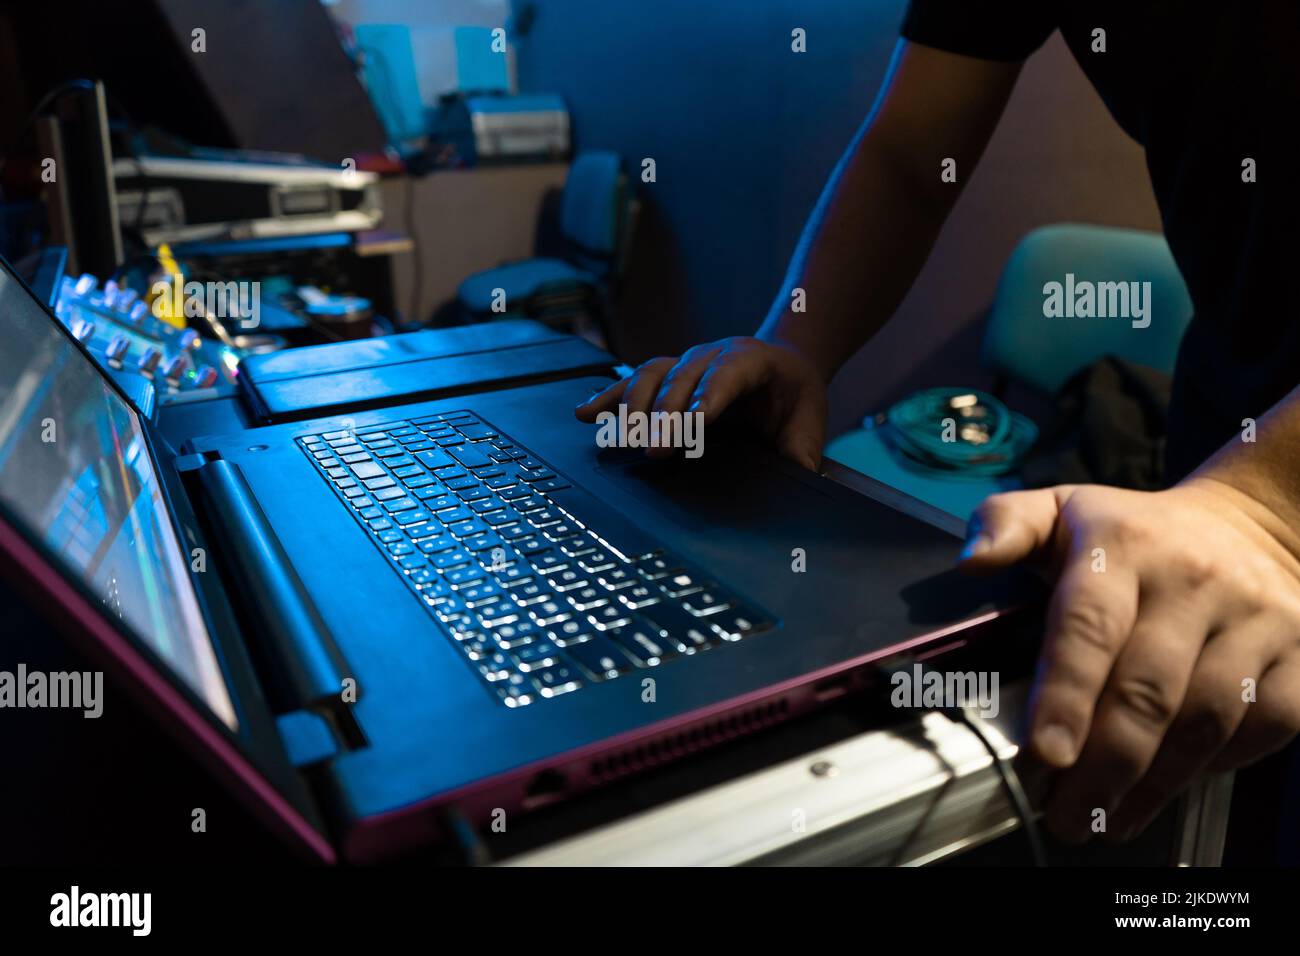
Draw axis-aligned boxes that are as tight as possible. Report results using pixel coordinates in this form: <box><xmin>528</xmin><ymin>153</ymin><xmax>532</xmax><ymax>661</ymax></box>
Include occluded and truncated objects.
<box><xmin>759</xmin><ymin>40</ymin><xmax>1025</xmax><ymax>380</ymax></box>
<box><xmin>577</xmin><ymin>40</ymin><xmax>1027</xmax><ymax>466</ymax></box>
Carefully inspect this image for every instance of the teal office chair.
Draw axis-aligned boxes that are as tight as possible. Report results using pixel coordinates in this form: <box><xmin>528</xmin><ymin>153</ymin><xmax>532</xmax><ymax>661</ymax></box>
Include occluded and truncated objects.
<box><xmin>458</xmin><ymin>151</ymin><xmax>635</xmax><ymax>346</ymax></box>
<box><xmin>825</xmin><ymin>223</ymin><xmax>1195</xmax><ymax>520</ymax></box>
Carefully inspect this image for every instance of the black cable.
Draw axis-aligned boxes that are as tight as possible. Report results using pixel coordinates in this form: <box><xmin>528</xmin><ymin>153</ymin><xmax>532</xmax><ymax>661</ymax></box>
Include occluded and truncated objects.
<box><xmin>951</xmin><ymin>704</ymin><xmax>1047</xmax><ymax>867</ymax></box>
<box><xmin>872</xmin><ymin>657</ymin><xmax>1046</xmax><ymax>866</ymax></box>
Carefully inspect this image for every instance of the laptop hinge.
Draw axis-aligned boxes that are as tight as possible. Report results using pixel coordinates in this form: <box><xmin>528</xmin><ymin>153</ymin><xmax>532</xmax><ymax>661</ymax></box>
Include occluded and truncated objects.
<box><xmin>180</xmin><ymin>455</ymin><xmax>363</xmax><ymax>747</ymax></box>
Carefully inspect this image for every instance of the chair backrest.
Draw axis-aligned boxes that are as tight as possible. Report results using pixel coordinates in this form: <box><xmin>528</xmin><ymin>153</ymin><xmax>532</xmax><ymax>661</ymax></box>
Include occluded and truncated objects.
<box><xmin>560</xmin><ymin>151</ymin><xmax>626</xmax><ymax>268</ymax></box>
<box><xmin>981</xmin><ymin>223</ymin><xmax>1194</xmax><ymax>395</ymax></box>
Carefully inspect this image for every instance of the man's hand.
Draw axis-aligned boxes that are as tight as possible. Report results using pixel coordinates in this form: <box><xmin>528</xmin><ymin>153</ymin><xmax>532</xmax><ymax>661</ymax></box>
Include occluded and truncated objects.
<box><xmin>961</xmin><ymin>479</ymin><xmax>1300</xmax><ymax>843</ymax></box>
<box><xmin>575</xmin><ymin>337</ymin><xmax>828</xmax><ymax>470</ymax></box>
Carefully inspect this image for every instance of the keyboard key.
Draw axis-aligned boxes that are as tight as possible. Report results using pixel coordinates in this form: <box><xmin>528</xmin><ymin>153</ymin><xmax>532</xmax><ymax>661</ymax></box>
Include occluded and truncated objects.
<box><xmin>543</xmin><ymin>522</ymin><xmax>582</xmax><ymax>541</ymax></box>
<box><xmin>512</xmin><ymin>641</ymin><xmax>560</xmax><ymax>673</ymax></box>
<box><xmin>529</xmin><ymin>599</ymin><xmax>571</xmax><ymax>626</ymax></box>
<box><xmin>550</xmin><ymin>569</ymin><xmax>588</xmax><ymax>592</ymax></box>
<box><xmin>456</xmin><ymin>422</ymin><xmax>499</xmax><ymax>441</ymax></box>
<box><xmin>566</xmin><ymin>586</ymin><xmax>608</xmax><ymax>612</ymax></box>
<box><xmin>415</xmin><ymin>448</ymin><xmax>456</xmax><ymax>469</ymax></box>
<box><xmin>661</xmin><ymin>572</ymin><xmax>708</xmax><ymax>598</ymax></box>
<box><xmin>610</xmin><ymin>626</ymin><xmax>677</xmax><ymax>666</ymax></box>
<box><xmin>566</xmin><ymin>636</ymin><xmax>634</xmax><ymax>681</ymax></box>
<box><xmin>637</xmin><ymin>554</ymin><xmax>683</xmax><ymax>580</ymax></box>
<box><xmin>709</xmin><ymin>606</ymin><xmax>773</xmax><ymax>641</ymax></box>
<box><xmin>618</xmin><ymin>584</ymin><xmax>661</xmax><ymax>609</ymax></box>
<box><xmin>559</xmin><ymin>539</ymin><xmax>597</xmax><ymax>560</ymax></box>
<box><xmin>463</xmin><ymin>533</ymin><xmax>505</xmax><ymax>553</ymax></box>
<box><xmin>448</xmin><ymin>519</ymin><xmax>488</xmax><ymax>539</ymax></box>
<box><xmin>437</xmin><ymin>506</ymin><xmax>473</xmax><ymax>525</ymax></box>
<box><xmin>597</xmin><ymin>568</ymin><xmax>636</xmax><ymax>590</ymax></box>
<box><xmin>532</xmin><ymin>665</ymin><xmax>583</xmax><ymax>698</ymax></box>
<box><xmin>419</xmin><ymin>536</ymin><xmax>457</xmax><ymax>555</ymax></box>
<box><xmin>532</xmin><ymin>556</ymin><xmax>571</xmax><ymax>577</ymax></box>
<box><xmin>532</xmin><ymin>478</ymin><xmax>572</xmax><ymax>494</ymax></box>
<box><xmin>528</xmin><ymin>508</ymin><xmax>564</xmax><ymax>527</ymax></box>
<box><xmin>493</xmin><ymin>620</ymin><xmax>541</xmax><ymax>649</ymax></box>
<box><xmin>444</xmin><ymin>567</ymin><xmax>486</xmax><ymax>589</ymax></box>
<box><xmin>373</xmin><ymin>487</ymin><xmax>406</xmax><ymax>502</ymax></box>
<box><xmin>495</xmin><ymin>674</ymin><xmax>534</xmax><ymax>707</ymax></box>
<box><xmin>587</xmin><ymin>605</ymin><xmax>631</xmax><ymax>631</ymax></box>
<box><xmin>478</xmin><ymin>652</ymin><xmax>514</xmax><ymax>683</ymax></box>
<box><xmin>432</xmin><ymin>550</ymin><xmax>473</xmax><ymax>570</ymax></box>
<box><xmin>460</xmin><ymin>582</ymin><xmax>502</xmax><ymax>607</ymax></box>
<box><xmin>548</xmin><ymin>619</ymin><xmax>595</xmax><ymax>646</ymax></box>
<box><xmin>640</xmin><ymin>602</ymin><xmax>719</xmax><ymax>652</ymax></box>
<box><xmin>513</xmin><ymin>583</ymin><xmax>552</xmax><ymax>605</ymax></box>
<box><xmin>577</xmin><ymin>551</ymin><xmax>619</xmax><ymax>574</ymax></box>
<box><xmin>497</xmin><ymin>568</ymin><xmax>534</xmax><ymax>588</ymax></box>
<box><xmin>479</xmin><ymin>600</ymin><xmax>523</xmax><ymax>628</ymax></box>
<box><xmin>408</xmin><ymin>567</ymin><xmax>436</xmax><ymax>586</ymax></box>
<box><xmin>682</xmin><ymin>591</ymin><xmax>732</xmax><ymax>616</ymax></box>
<box><xmin>350</xmin><ymin>461</ymin><xmax>385</xmax><ymax>480</ymax></box>
<box><xmin>447</xmin><ymin>443</ymin><xmax>494</xmax><ymax>469</ymax></box>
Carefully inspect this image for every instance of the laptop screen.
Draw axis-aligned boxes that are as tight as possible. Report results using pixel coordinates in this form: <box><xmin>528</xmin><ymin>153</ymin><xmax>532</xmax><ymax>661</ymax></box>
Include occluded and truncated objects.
<box><xmin>0</xmin><ymin>265</ymin><xmax>237</xmax><ymax>729</ymax></box>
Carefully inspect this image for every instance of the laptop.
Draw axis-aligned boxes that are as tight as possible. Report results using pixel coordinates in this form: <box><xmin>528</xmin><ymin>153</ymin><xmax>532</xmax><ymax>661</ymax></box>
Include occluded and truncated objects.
<box><xmin>0</xmin><ymin>253</ymin><xmax>1038</xmax><ymax>862</ymax></box>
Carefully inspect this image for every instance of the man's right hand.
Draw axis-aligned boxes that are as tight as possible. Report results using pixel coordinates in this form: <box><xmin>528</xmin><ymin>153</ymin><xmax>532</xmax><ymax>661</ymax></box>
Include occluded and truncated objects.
<box><xmin>574</xmin><ymin>337</ymin><xmax>828</xmax><ymax>470</ymax></box>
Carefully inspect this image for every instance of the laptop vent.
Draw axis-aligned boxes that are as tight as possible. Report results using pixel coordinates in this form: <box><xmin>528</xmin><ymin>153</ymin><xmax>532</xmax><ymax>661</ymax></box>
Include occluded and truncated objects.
<box><xmin>586</xmin><ymin>699</ymin><xmax>792</xmax><ymax>785</ymax></box>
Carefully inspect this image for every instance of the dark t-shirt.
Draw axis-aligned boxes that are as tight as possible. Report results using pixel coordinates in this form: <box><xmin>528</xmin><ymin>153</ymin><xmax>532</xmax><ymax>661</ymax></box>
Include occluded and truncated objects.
<box><xmin>901</xmin><ymin>1</ymin><xmax>1300</xmax><ymax>482</ymax></box>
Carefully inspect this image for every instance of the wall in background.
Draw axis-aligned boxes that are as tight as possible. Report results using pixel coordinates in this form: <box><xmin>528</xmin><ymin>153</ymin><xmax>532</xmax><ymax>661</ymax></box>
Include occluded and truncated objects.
<box><xmin>513</xmin><ymin>1</ymin><xmax>1161</xmax><ymax>435</ymax></box>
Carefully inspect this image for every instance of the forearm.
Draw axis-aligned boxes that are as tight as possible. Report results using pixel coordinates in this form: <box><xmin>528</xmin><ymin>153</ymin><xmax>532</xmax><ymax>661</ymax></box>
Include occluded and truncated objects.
<box><xmin>755</xmin><ymin>41</ymin><xmax>1022</xmax><ymax>384</ymax></box>
<box><xmin>1187</xmin><ymin>384</ymin><xmax>1300</xmax><ymax>566</ymax></box>
<box><xmin>757</xmin><ymin>130</ymin><xmax>955</xmax><ymax>382</ymax></box>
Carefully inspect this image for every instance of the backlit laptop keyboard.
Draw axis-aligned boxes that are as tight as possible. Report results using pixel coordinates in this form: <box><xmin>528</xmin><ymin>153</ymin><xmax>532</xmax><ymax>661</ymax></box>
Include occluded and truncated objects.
<box><xmin>298</xmin><ymin>411</ymin><xmax>773</xmax><ymax>707</ymax></box>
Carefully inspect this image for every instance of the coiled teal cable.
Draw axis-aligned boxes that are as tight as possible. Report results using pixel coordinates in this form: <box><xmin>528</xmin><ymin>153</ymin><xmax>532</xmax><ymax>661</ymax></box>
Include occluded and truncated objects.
<box><xmin>874</xmin><ymin>387</ymin><xmax>1037</xmax><ymax>478</ymax></box>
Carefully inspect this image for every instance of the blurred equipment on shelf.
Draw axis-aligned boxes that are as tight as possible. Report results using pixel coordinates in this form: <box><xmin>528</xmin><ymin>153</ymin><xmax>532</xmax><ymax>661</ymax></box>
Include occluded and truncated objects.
<box><xmin>113</xmin><ymin>152</ymin><xmax>383</xmax><ymax>247</ymax></box>
<box><xmin>432</xmin><ymin>94</ymin><xmax>570</xmax><ymax>166</ymax></box>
